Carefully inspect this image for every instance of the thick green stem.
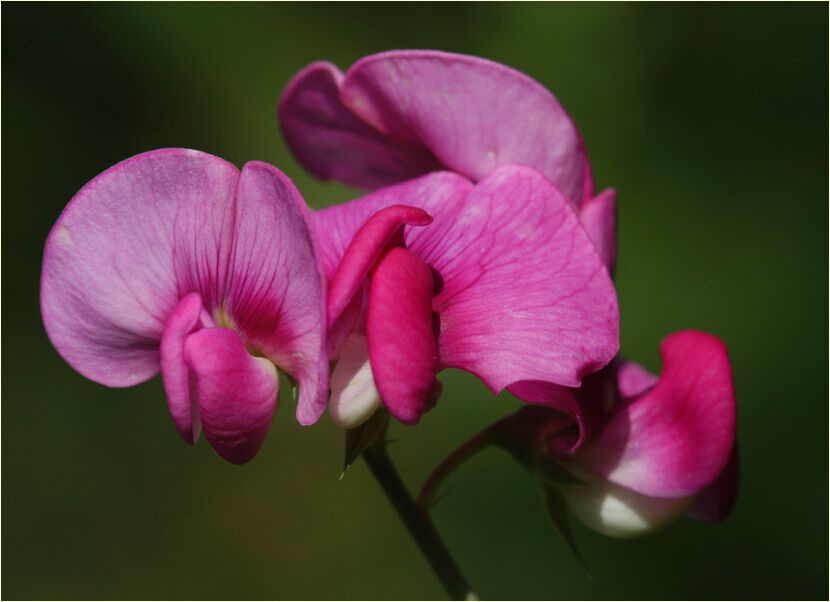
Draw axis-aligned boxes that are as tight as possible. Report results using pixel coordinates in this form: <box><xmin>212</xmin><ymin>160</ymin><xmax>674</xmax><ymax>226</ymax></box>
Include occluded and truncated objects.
<box><xmin>362</xmin><ymin>439</ymin><xmax>476</xmax><ymax>601</ymax></box>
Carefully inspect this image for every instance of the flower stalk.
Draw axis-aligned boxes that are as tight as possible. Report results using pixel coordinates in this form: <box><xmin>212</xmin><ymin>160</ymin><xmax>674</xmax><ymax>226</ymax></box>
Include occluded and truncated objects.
<box><xmin>362</xmin><ymin>425</ymin><xmax>476</xmax><ymax>601</ymax></box>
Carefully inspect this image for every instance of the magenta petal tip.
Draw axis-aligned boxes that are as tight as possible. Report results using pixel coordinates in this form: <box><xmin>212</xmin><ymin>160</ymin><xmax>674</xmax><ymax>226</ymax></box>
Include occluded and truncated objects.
<box><xmin>579</xmin><ymin>330</ymin><xmax>737</xmax><ymax>498</ymax></box>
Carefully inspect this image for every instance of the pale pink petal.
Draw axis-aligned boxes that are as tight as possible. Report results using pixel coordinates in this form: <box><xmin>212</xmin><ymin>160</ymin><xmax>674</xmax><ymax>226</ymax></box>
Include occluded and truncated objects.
<box><xmin>578</xmin><ymin>138</ymin><xmax>596</xmax><ymax>205</ymax></box>
<box><xmin>615</xmin><ymin>359</ymin><xmax>659</xmax><ymax>401</ymax></box>
<box><xmin>41</xmin><ymin>149</ymin><xmax>239</xmax><ymax>387</ymax></box>
<box><xmin>576</xmin><ymin>331</ymin><xmax>737</xmax><ymax>498</ymax></box>
<box><xmin>429</xmin><ymin>165</ymin><xmax>618</xmax><ymax>392</ymax></box>
<box><xmin>282</xmin><ymin>51</ymin><xmax>588</xmax><ymax>205</ymax></box>
<box><xmin>559</xmin><ymin>478</ymin><xmax>692</xmax><ymax>538</ymax></box>
<box><xmin>279</xmin><ymin>61</ymin><xmax>441</xmax><ymax>190</ymax></box>
<box><xmin>367</xmin><ymin>247</ymin><xmax>440</xmax><ymax>424</ymax></box>
<box><xmin>183</xmin><ymin>327</ymin><xmax>278</xmax><ymax>464</ymax></box>
<box><xmin>329</xmin><ymin>333</ymin><xmax>381</xmax><ymax>430</ymax></box>
<box><xmin>223</xmin><ymin>162</ymin><xmax>328</xmax><ymax>425</ymax></box>
<box><xmin>579</xmin><ymin>188</ymin><xmax>617</xmax><ymax>273</ymax></box>
<box><xmin>688</xmin><ymin>442</ymin><xmax>740</xmax><ymax>522</ymax></box>
<box><xmin>346</xmin><ymin>50</ymin><xmax>587</xmax><ymax>204</ymax></box>
<box><xmin>159</xmin><ymin>292</ymin><xmax>206</xmax><ymax>444</ymax></box>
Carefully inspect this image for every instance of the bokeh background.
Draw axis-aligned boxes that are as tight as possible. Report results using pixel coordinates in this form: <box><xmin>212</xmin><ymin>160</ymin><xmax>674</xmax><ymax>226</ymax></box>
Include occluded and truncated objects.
<box><xmin>3</xmin><ymin>3</ymin><xmax>827</xmax><ymax>600</ymax></box>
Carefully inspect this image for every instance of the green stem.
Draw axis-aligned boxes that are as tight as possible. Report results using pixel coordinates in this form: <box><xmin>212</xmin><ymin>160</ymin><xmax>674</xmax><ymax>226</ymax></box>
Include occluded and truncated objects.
<box><xmin>362</xmin><ymin>437</ymin><xmax>476</xmax><ymax>601</ymax></box>
<box><xmin>417</xmin><ymin>422</ymin><xmax>502</xmax><ymax>509</ymax></box>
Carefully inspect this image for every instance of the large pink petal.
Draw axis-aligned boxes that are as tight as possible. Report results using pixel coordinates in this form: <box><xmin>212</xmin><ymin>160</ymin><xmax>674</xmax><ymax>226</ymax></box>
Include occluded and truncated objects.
<box><xmin>183</xmin><ymin>328</ymin><xmax>278</xmax><ymax>464</ymax></box>
<box><xmin>279</xmin><ymin>61</ymin><xmax>441</xmax><ymax>190</ymax></box>
<box><xmin>576</xmin><ymin>330</ymin><xmax>737</xmax><ymax>498</ymax></box>
<box><xmin>41</xmin><ymin>149</ymin><xmax>239</xmax><ymax>387</ymax></box>
<box><xmin>579</xmin><ymin>188</ymin><xmax>617</xmax><ymax>273</ymax></box>
<box><xmin>367</xmin><ymin>247</ymin><xmax>440</xmax><ymax>424</ymax></box>
<box><xmin>313</xmin><ymin>167</ymin><xmax>618</xmax><ymax>392</ymax></box>
<box><xmin>281</xmin><ymin>51</ymin><xmax>588</xmax><ymax>205</ymax></box>
<box><xmin>428</xmin><ymin>166</ymin><xmax>618</xmax><ymax>392</ymax></box>
<box><xmin>223</xmin><ymin>162</ymin><xmax>328</xmax><ymax>425</ymax></box>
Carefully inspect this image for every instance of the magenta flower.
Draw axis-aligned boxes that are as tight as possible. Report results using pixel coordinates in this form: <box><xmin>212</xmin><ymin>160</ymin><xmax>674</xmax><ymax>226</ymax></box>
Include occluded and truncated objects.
<box><xmin>280</xmin><ymin>49</ymin><xmax>618</xmax><ymax>270</ymax></box>
<box><xmin>313</xmin><ymin>165</ymin><xmax>619</xmax><ymax>428</ymax></box>
<box><xmin>422</xmin><ymin>330</ymin><xmax>739</xmax><ymax>537</ymax></box>
<box><xmin>41</xmin><ymin>149</ymin><xmax>328</xmax><ymax>464</ymax></box>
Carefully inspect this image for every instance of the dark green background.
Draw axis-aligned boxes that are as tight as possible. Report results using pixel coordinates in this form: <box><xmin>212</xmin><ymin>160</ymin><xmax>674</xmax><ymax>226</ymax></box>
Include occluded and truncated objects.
<box><xmin>3</xmin><ymin>3</ymin><xmax>827</xmax><ymax>599</ymax></box>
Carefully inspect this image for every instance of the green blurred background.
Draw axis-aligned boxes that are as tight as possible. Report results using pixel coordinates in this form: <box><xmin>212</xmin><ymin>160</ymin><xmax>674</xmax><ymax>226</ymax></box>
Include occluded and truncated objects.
<box><xmin>3</xmin><ymin>3</ymin><xmax>827</xmax><ymax>599</ymax></box>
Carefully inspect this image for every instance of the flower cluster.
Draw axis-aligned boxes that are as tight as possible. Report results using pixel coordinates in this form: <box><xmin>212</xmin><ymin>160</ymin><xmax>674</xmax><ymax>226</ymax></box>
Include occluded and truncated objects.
<box><xmin>280</xmin><ymin>50</ymin><xmax>739</xmax><ymax>537</ymax></box>
<box><xmin>41</xmin><ymin>50</ymin><xmax>736</xmax><ymax>542</ymax></box>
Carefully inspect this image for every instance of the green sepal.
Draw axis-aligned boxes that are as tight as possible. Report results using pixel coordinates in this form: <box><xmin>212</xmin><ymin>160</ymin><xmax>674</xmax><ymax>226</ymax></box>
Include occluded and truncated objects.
<box><xmin>537</xmin><ymin>479</ymin><xmax>592</xmax><ymax>578</ymax></box>
<box><xmin>342</xmin><ymin>407</ymin><xmax>390</xmax><ymax>478</ymax></box>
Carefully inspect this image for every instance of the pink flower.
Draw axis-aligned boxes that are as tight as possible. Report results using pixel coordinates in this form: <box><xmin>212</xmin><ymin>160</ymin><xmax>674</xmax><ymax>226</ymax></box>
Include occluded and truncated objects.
<box><xmin>41</xmin><ymin>149</ymin><xmax>328</xmax><ymax>464</ymax></box>
<box><xmin>313</xmin><ymin>166</ymin><xmax>619</xmax><ymax>428</ymax></box>
<box><xmin>423</xmin><ymin>330</ymin><xmax>739</xmax><ymax>537</ymax></box>
<box><xmin>280</xmin><ymin>49</ymin><xmax>618</xmax><ymax>270</ymax></box>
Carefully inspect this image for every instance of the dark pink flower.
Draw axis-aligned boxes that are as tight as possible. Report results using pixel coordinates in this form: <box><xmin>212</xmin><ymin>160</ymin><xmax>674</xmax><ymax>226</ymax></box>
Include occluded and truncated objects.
<box><xmin>280</xmin><ymin>49</ymin><xmax>618</xmax><ymax>271</ymax></box>
<box><xmin>313</xmin><ymin>166</ymin><xmax>619</xmax><ymax>428</ymax></box>
<box><xmin>422</xmin><ymin>330</ymin><xmax>738</xmax><ymax>537</ymax></box>
<box><xmin>41</xmin><ymin>149</ymin><xmax>328</xmax><ymax>464</ymax></box>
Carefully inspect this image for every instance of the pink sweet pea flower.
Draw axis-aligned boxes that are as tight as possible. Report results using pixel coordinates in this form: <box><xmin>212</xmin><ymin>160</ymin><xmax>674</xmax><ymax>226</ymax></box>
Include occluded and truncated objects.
<box><xmin>279</xmin><ymin>49</ymin><xmax>618</xmax><ymax>271</ymax></box>
<box><xmin>41</xmin><ymin>149</ymin><xmax>328</xmax><ymax>464</ymax></box>
<box><xmin>313</xmin><ymin>165</ymin><xmax>619</xmax><ymax>428</ymax></box>
<box><xmin>421</xmin><ymin>330</ymin><xmax>739</xmax><ymax>537</ymax></box>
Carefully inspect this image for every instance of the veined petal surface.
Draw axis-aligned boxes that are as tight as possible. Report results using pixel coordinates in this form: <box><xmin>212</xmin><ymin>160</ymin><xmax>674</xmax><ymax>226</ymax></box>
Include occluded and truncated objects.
<box><xmin>225</xmin><ymin>162</ymin><xmax>328</xmax><ymax>425</ymax></box>
<box><xmin>41</xmin><ymin>149</ymin><xmax>238</xmax><ymax>387</ymax></box>
<box><xmin>430</xmin><ymin>166</ymin><xmax>618</xmax><ymax>391</ymax></box>
<box><xmin>313</xmin><ymin>167</ymin><xmax>618</xmax><ymax>392</ymax></box>
<box><xmin>279</xmin><ymin>61</ymin><xmax>441</xmax><ymax>190</ymax></box>
<box><xmin>42</xmin><ymin>151</ymin><xmax>328</xmax><ymax>428</ymax></box>
<box><xmin>281</xmin><ymin>50</ymin><xmax>588</xmax><ymax>205</ymax></box>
